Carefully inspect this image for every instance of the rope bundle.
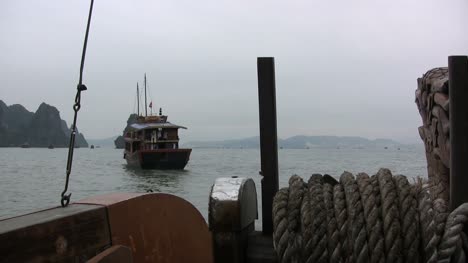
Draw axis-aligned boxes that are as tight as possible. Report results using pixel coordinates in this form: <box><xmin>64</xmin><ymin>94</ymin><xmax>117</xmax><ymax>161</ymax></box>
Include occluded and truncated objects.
<box><xmin>272</xmin><ymin>168</ymin><xmax>468</xmax><ymax>263</ymax></box>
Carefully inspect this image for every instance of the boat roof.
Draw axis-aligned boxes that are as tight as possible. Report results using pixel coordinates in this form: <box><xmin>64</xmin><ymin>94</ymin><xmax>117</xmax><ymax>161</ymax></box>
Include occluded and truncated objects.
<box><xmin>129</xmin><ymin>122</ymin><xmax>187</xmax><ymax>130</ymax></box>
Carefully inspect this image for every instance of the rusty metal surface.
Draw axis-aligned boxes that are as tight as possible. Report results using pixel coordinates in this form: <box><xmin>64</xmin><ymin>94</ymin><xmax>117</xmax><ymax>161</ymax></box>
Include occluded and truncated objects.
<box><xmin>0</xmin><ymin>204</ymin><xmax>111</xmax><ymax>263</ymax></box>
<box><xmin>78</xmin><ymin>193</ymin><xmax>213</xmax><ymax>263</ymax></box>
<box><xmin>0</xmin><ymin>204</ymin><xmax>101</xmax><ymax>233</ymax></box>
<box><xmin>88</xmin><ymin>245</ymin><xmax>133</xmax><ymax>263</ymax></box>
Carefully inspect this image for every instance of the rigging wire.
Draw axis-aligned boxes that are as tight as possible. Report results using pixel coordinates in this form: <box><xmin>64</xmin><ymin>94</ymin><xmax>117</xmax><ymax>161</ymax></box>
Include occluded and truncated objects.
<box><xmin>133</xmin><ymin>86</ymin><xmax>137</xmax><ymax>115</ymax></box>
<box><xmin>146</xmin><ymin>75</ymin><xmax>155</xmax><ymax>115</ymax></box>
<box><xmin>60</xmin><ymin>0</ymin><xmax>95</xmax><ymax>207</ymax></box>
<box><xmin>139</xmin><ymin>84</ymin><xmax>143</xmax><ymax>116</ymax></box>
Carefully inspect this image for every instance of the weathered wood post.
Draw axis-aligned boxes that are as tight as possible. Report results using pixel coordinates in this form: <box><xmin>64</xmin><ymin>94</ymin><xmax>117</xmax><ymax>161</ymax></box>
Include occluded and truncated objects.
<box><xmin>257</xmin><ymin>57</ymin><xmax>279</xmax><ymax>234</ymax></box>
<box><xmin>449</xmin><ymin>55</ymin><xmax>468</xmax><ymax>211</ymax></box>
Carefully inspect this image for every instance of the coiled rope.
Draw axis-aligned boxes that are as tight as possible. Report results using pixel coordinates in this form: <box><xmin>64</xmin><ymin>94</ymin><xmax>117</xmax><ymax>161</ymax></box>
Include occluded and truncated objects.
<box><xmin>272</xmin><ymin>168</ymin><xmax>468</xmax><ymax>263</ymax></box>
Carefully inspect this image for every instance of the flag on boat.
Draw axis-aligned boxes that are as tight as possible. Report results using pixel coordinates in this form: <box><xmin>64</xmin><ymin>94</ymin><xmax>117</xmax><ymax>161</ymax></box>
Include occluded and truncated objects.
<box><xmin>149</xmin><ymin>102</ymin><xmax>152</xmax><ymax>108</ymax></box>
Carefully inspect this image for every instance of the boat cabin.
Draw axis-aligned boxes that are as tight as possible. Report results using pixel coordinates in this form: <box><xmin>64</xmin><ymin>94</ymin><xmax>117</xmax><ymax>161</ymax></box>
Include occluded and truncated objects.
<box><xmin>124</xmin><ymin>115</ymin><xmax>187</xmax><ymax>153</ymax></box>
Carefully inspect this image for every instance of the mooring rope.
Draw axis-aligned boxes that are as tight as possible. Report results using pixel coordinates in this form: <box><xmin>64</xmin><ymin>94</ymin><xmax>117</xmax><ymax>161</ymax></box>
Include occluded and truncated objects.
<box><xmin>272</xmin><ymin>168</ymin><xmax>468</xmax><ymax>263</ymax></box>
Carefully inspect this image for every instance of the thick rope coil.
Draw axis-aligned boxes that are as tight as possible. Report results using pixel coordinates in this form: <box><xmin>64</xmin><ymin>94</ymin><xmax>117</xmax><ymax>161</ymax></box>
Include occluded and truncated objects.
<box><xmin>272</xmin><ymin>169</ymin><xmax>468</xmax><ymax>263</ymax></box>
<box><xmin>285</xmin><ymin>176</ymin><xmax>305</xmax><ymax>263</ymax></box>
<box><xmin>303</xmin><ymin>174</ymin><xmax>328</xmax><ymax>263</ymax></box>
<box><xmin>272</xmin><ymin>175</ymin><xmax>306</xmax><ymax>263</ymax></box>
<box><xmin>324</xmin><ymin>182</ymin><xmax>343</xmax><ymax>263</ymax></box>
<box><xmin>377</xmin><ymin>168</ymin><xmax>403</xmax><ymax>263</ymax></box>
<box><xmin>434</xmin><ymin>198</ymin><xmax>449</xmax><ymax>244</ymax></box>
<box><xmin>418</xmin><ymin>185</ymin><xmax>439</xmax><ymax>263</ymax></box>
<box><xmin>393</xmin><ymin>175</ymin><xmax>420</xmax><ymax>263</ymax></box>
<box><xmin>356</xmin><ymin>173</ymin><xmax>385</xmax><ymax>263</ymax></box>
<box><xmin>333</xmin><ymin>182</ymin><xmax>349</xmax><ymax>262</ymax></box>
<box><xmin>273</xmin><ymin>187</ymin><xmax>289</xmax><ymax>262</ymax></box>
<box><xmin>341</xmin><ymin>172</ymin><xmax>369</xmax><ymax>263</ymax></box>
<box><xmin>438</xmin><ymin>203</ymin><xmax>468</xmax><ymax>263</ymax></box>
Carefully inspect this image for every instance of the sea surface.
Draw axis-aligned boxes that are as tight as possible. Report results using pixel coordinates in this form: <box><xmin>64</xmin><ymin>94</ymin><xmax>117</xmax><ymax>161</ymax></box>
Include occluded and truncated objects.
<box><xmin>0</xmin><ymin>146</ymin><xmax>427</xmax><ymax>223</ymax></box>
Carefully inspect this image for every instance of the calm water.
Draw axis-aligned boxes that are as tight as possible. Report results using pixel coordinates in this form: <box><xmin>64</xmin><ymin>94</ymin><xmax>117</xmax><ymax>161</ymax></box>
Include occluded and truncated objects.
<box><xmin>0</xmin><ymin>146</ymin><xmax>427</xmax><ymax>222</ymax></box>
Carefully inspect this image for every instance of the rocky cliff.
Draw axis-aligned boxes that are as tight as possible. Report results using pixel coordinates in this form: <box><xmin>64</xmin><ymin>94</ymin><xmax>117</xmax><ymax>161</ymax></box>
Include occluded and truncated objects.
<box><xmin>60</xmin><ymin>119</ymin><xmax>88</xmax><ymax>148</ymax></box>
<box><xmin>114</xmin><ymin>113</ymin><xmax>138</xmax><ymax>149</ymax></box>
<box><xmin>0</xmin><ymin>101</ymin><xmax>34</xmax><ymax>146</ymax></box>
<box><xmin>0</xmin><ymin>100</ymin><xmax>88</xmax><ymax>147</ymax></box>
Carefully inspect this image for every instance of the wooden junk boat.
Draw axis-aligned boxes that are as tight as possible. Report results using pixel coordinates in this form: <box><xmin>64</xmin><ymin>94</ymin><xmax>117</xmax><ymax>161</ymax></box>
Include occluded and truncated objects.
<box><xmin>124</xmin><ymin>113</ymin><xmax>192</xmax><ymax>169</ymax></box>
<box><xmin>124</xmin><ymin>74</ymin><xmax>192</xmax><ymax>169</ymax></box>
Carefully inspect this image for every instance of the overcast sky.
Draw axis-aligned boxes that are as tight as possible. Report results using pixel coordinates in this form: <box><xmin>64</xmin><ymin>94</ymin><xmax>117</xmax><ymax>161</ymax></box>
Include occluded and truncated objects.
<box><xmin>1</xmin><ymin>0</ymin><xmax>467</xmax><ymax>143</ymax></box>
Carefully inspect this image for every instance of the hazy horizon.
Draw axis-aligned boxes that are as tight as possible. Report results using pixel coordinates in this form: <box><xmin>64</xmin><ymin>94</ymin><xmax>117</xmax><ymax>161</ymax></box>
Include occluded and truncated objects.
<box><xmin>1</xmin><ymin>98</ymin><xmax>421</xmax><ymax>144</ymax></box>
<box><xmin>2</xmin><ymin>0</ymin><xmax>467</xmax><ymax>143</ymax></box>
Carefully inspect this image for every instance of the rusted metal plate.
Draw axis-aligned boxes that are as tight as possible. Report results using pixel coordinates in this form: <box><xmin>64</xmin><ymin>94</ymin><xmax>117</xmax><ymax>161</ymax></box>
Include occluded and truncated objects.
<box><xmin>88</xmin><ymin>245</ymin><xmax>133</xmax><ymax>263</ymax></box>
<box><xmin>77</xmin><ymin>193</ymin><xmax>213</xmax><ymax>263</ymax></box>
<box><xmin>0</xmin><ymin>204</ymin><xmax>111</xmax><ymax>263</ymax></box>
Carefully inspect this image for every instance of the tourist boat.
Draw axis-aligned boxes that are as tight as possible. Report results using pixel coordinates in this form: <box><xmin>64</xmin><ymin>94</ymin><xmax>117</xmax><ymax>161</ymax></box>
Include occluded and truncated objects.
<box><xmin>123</xmin><ymin>75</ymin><xmax>192</xmax><ymax>169</ymax></box>
<box><xmin>124</xmin><ymin>113</ymin><xmax>192</xmax><ymax>169</ymax></box>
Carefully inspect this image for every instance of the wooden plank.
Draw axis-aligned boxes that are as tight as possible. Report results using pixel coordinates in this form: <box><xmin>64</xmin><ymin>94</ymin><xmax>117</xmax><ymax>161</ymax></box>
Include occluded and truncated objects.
<box><xmin>0</xmin><ymin>204</ymin><xmax>111</xmax><ymax>263</ymax></box>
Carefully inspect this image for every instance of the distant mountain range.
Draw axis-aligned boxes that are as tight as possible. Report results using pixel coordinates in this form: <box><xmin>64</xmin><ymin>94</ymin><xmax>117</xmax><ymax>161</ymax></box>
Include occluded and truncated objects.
<box><xmin>183</xmin><ymin>135</ymin><xmax>401</xmax><ymax>149</ymax></box>
<box><xmin>0</xmin><ymin>100</ymin><xmax>88</xmax><ymax>147</ymax></box>
<box><xmin>88</xmin><ymin>134</ymin><xmax>401</xmax><ymax>149</ymax></box>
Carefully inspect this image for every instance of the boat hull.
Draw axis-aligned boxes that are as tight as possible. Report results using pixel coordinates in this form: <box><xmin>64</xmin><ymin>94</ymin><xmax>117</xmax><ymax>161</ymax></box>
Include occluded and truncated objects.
<box><xmin>125</xmin><ymin>148</ymin><xmax>192</xmax><ymax>169</ymax></box>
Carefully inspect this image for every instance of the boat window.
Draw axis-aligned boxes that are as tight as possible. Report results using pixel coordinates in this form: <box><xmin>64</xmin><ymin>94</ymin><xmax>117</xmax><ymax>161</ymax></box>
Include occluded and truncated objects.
<box><xmin>132</xmin><ymin>141</ymin><xmax>139</xmax><ymax>152</ymax></box>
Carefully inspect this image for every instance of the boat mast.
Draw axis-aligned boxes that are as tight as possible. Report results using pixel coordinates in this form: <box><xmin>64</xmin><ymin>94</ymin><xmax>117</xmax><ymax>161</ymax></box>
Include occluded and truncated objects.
<box><xmin>144</xmin><ymin>73</ymin><xmax>148</xmax><ymax>116</ymax></box>
<box><xmin>137</xmin><ymin>82</ymin><xmax>140</xmax><ymax>116</ymax></box>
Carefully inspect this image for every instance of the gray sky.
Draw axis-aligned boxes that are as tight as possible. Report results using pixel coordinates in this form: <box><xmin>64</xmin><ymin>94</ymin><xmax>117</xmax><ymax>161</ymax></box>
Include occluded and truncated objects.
<box><xmin>1</xmin><ymin>0</ymin><xmax>467</xmax><ymax>143</ymax></box>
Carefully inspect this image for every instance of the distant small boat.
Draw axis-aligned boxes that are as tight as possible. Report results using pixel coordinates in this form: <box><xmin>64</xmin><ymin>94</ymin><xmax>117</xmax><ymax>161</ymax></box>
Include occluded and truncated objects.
<box><xmin>90</xmin><ymin>145</ymin><xmax>95</xmax><ymax>149</ymax></box>
<box><xmin>398</xmin><ymin>147</ymin><xmax>400</xmax><ymax>150</ymax></box>
<box><xmin>96</xmin><ymin>145</ymin><xmax>101</xmax><ymax>148</ymax></box>
<box><xmin>384</xmin><ymin>146</ymin><xmax>388</xmax><ymax>149</ymax></box>
<box><xmin>20</xmin><ymin>142</ymin><xmax>30</xmax><ymax>148</ymax></box>
<box><xmin>48</xmin><ymin>144</ymin><xmax>54</xmax><ymax>149</ymax></box>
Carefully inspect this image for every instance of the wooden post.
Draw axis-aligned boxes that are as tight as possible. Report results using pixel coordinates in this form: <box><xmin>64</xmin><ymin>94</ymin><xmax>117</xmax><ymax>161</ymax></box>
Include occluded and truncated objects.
<box><xmin>449</xmin><ymin>55</ymin><xmax>468</xmax><ymax>211</ymax></box>
<box><xmin>257</xmin><ymin>57</ymin><xmax>279</xmax><ymax>235</ymax></box>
